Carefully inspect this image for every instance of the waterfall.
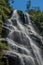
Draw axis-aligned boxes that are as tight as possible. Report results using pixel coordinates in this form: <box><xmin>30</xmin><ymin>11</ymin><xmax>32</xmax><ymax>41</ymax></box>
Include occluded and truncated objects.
<box><xmin>2</xmin><ymin>10</ymin><xmax>43</xmax><ymax>65</ymax></box>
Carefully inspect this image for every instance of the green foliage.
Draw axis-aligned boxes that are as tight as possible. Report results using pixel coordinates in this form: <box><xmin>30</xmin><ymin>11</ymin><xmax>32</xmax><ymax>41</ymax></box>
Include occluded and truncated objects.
<box><xmin>0</xmin><ymin>61</ymin><xmax>4</xmax><ymax>65</ymax></box>
<box><xmin>0</xmin><ymin>42</ymin><xmax>10</xmax><ymax>50</ymax></box>
<box><xmin>0</xmin><ymin>41</ymin><xmax>10</xmax><ymax>65</ymax></box>
<box><xmin>0</xmin><ymin>0</ymin><xmax>12</xmax><ymax>19</ymax></box>
<box><xmin>0</xmin><ymin>1</ymin><xmax>11</xmax><ymax>65</ymax></box>
<box><xmin>0</xmin><ymin>0</ymin><xmax>12</xmax><ymax>37</ymax></box>
<box><xmin>0</xmin><ymin>1</ymin><xmax>12</xmax><ymax>65</ymax></box>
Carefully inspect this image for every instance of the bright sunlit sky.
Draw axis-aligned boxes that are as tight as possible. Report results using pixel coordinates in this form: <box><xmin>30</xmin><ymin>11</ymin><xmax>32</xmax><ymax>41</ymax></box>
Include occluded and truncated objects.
<box><xmin>10</xmin><ymin>0</ymin><xmax>43</xmax><ymax>12</ymax></box>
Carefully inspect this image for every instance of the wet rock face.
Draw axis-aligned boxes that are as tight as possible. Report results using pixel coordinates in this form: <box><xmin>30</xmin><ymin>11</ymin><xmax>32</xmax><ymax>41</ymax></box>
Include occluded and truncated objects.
<box><xmin>1</xmin><ymin>55</ymin><xmax>21</xmax><ymax>65</ymax></box>
<box><xmin>2</xmin><ymin>10</ymin><xmax>43</xmax><ymax>65</ymax></box>
<box><xmin>11</xmin><ymin>19</ymin><xmax>17</xmax><ymax>26</ymax></box>
<box><xmin>6</xmin><ymin>55</ymin><xmax>21</xmax><ymax>65</ymax></box>
<box><xmin>2</xmin><ymin>28</ymin><xmax>10</xmax><ymax>38</ymax></box>
<box><xmin>17</xmin><ymin>10</ymin><xmax>25</xmax><ymax>24</ymax></box>
<box><xmin>8</xmin><ymin>31</ymin><xmax>30</xmax><ymax>46</ymax></box>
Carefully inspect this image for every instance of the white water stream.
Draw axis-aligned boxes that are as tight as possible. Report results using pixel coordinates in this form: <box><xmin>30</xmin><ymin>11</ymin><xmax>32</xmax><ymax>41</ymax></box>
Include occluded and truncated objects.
<box><xmin>1</xmin><ymin>10</ymin><xmax>43</xmax><ymax>65</ymax></box>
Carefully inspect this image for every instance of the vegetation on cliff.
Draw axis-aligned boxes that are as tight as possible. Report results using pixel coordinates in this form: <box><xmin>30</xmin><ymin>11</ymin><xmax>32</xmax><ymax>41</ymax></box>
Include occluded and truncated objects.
<box><xmin>0</xmin><ymin>0</ymin><xmax>12</xmax><ymax>65</ymax></box>
<box><xmin>0</xmin><ymin>0</ymin><xmax>12</xmax><ymax>37</ymax></box>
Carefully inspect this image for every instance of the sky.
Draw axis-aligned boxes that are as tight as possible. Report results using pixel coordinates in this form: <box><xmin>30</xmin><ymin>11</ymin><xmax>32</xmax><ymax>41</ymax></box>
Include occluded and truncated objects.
<box><xmin>10</xmin><ymin>0</ymin><xmax>43</xmax><ymax>12</ymax></box>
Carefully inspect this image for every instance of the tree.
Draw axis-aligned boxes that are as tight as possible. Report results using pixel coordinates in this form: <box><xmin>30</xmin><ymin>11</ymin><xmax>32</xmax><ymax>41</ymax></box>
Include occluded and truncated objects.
<box><xmin>4</xmin><ymin>0</ymin><xmax>15</xmax><ymax>5</ymax></box>
<box><xmin>0</xmin><ymin>0</ymin><xmax>13</xmax><ymax>19</ymax></box>
<box><xmin>26</xmin><ymin>0</ymin><xmax>31</xmax><ymax>12</ymax></box>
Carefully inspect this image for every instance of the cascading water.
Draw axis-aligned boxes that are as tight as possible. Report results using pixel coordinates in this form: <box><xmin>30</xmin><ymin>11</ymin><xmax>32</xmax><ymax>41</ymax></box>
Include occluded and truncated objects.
<box><xmin>1</xmin><ymin>10</ymin><xmax>43</xmax><ymax>65</ymax></box>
